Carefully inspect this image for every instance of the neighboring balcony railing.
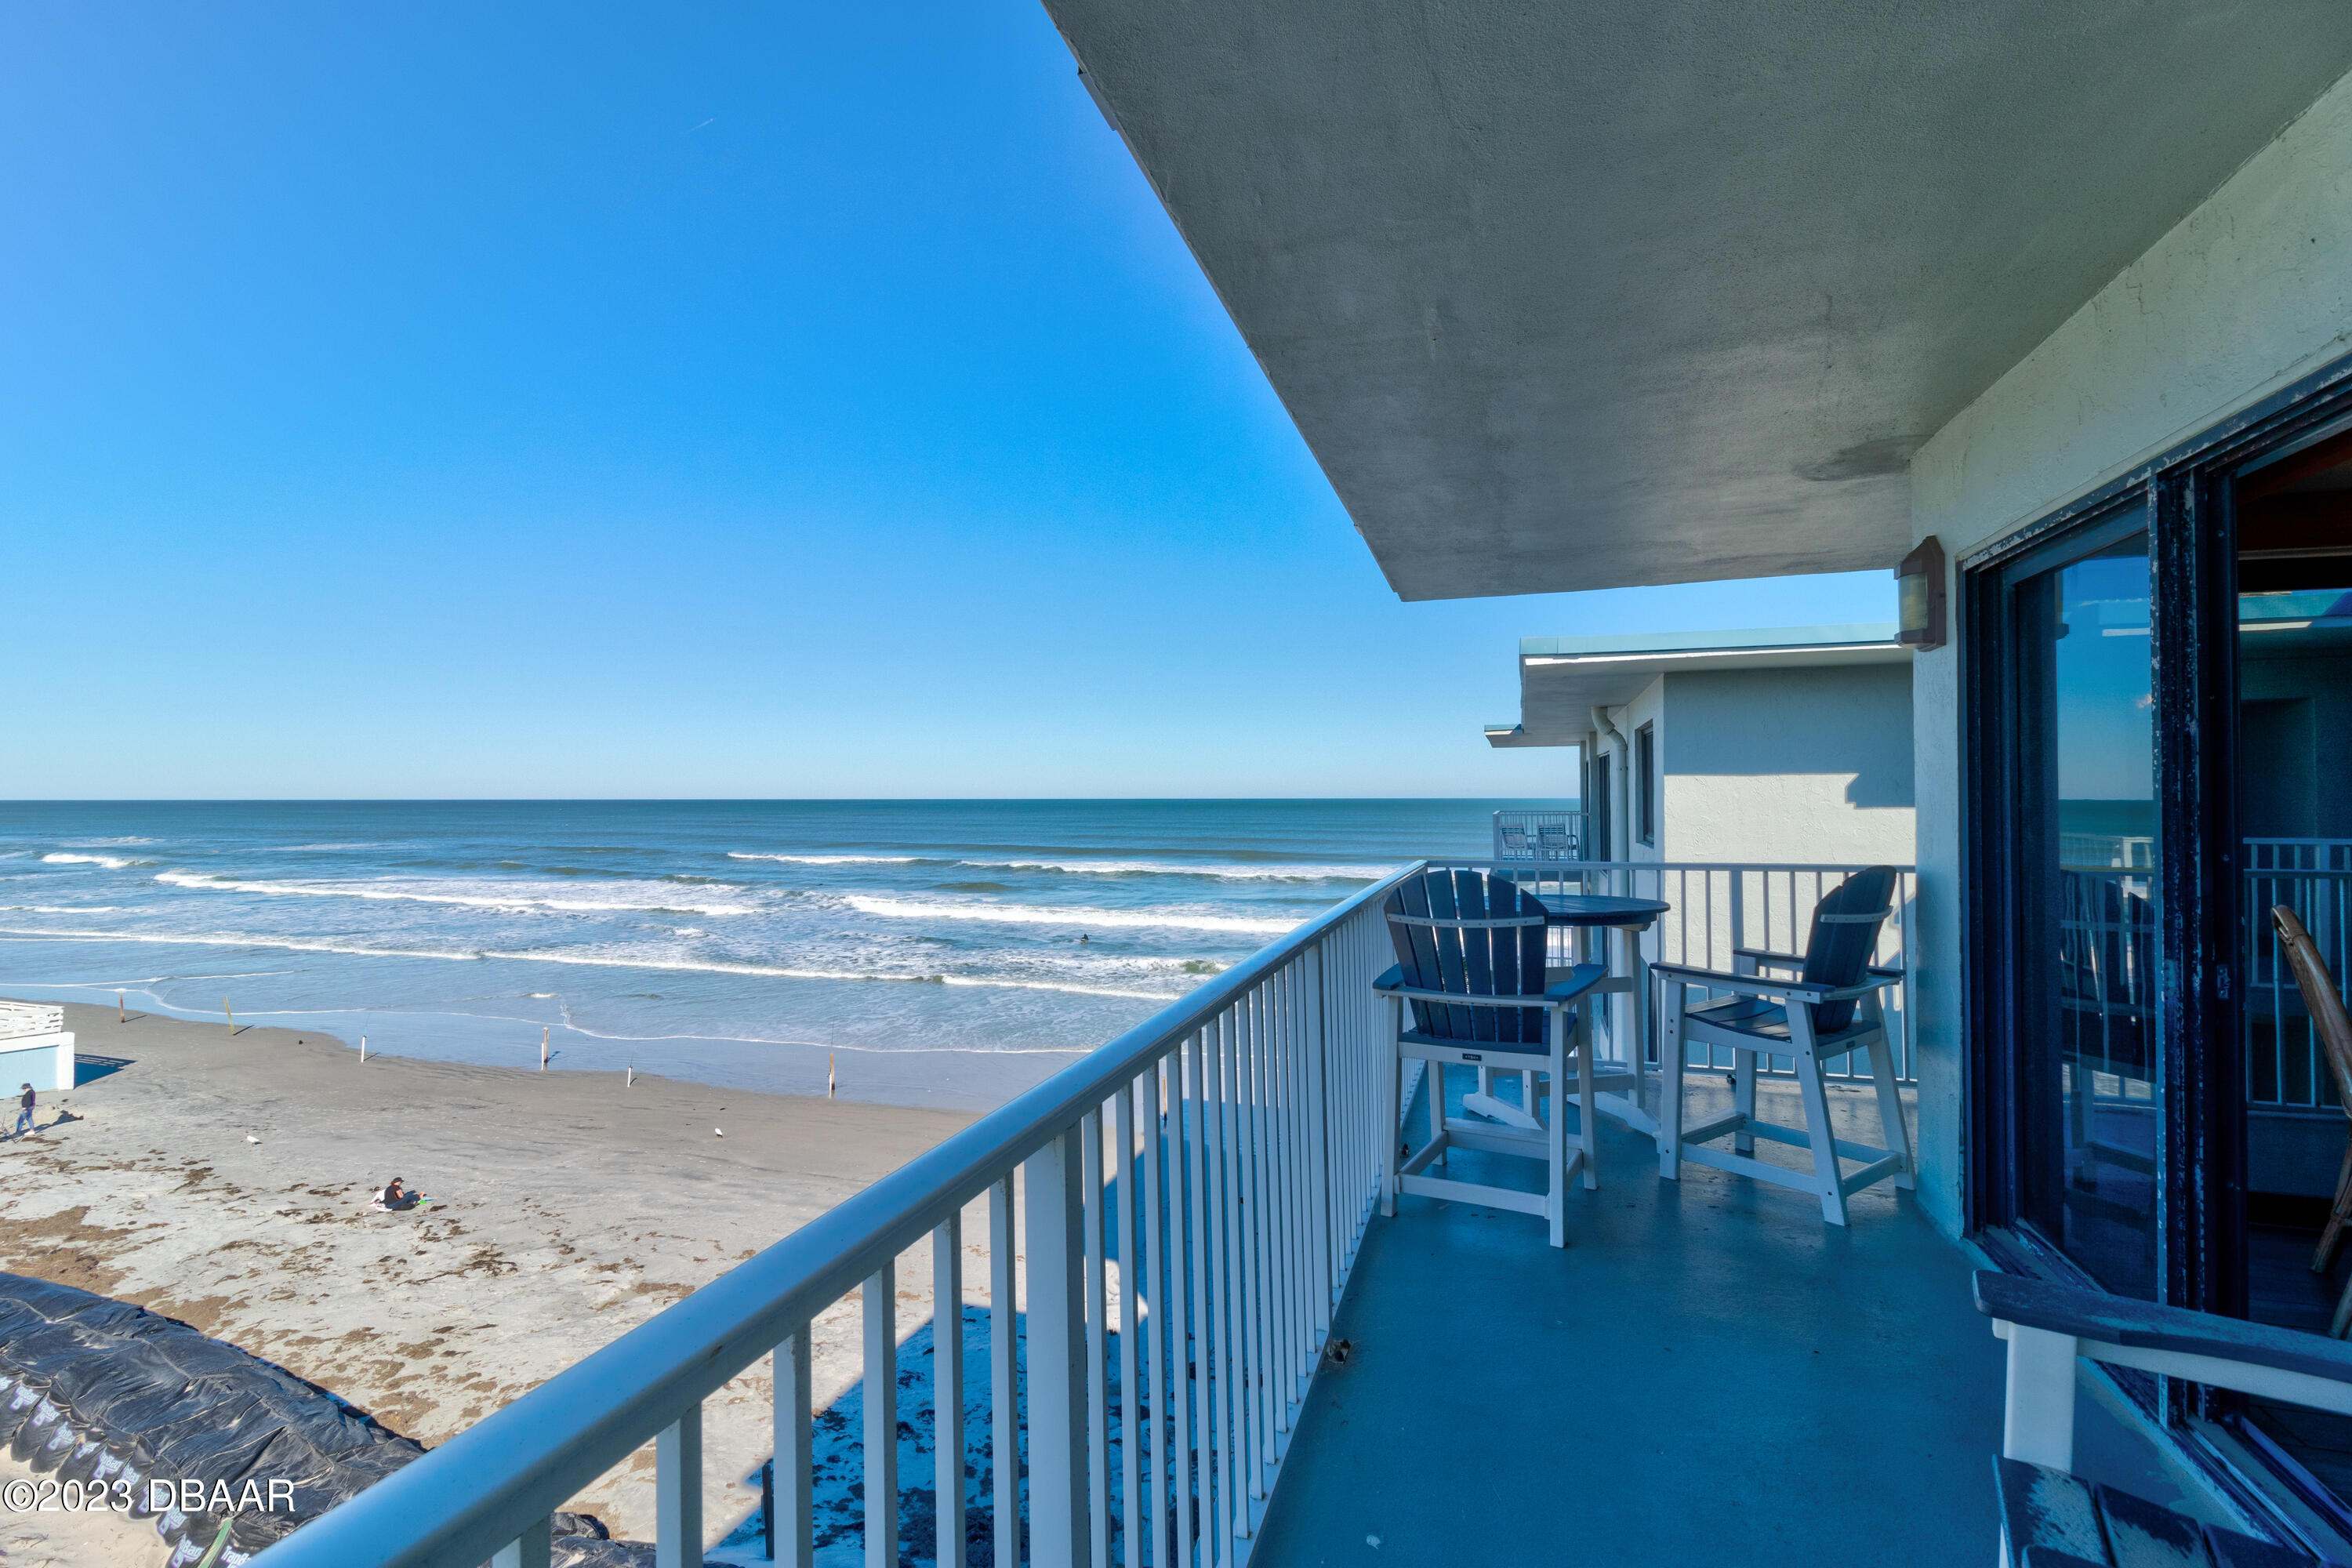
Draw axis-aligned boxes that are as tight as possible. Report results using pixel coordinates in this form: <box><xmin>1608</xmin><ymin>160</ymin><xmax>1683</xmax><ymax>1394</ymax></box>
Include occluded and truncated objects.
<box><xmin>256</xmin><ymin>866</ymin><xmax>1420</xmax><ymax>1568</ymax></box>
<box><xmin>1490</xmin><ymin>808</ymin><xmax>1587</xmax><ymax>864</ymax></box>
<box><xmin>0</xmin><ymin>1002</ymin><xmax>64</xmax><ymax>1040</ymax></box>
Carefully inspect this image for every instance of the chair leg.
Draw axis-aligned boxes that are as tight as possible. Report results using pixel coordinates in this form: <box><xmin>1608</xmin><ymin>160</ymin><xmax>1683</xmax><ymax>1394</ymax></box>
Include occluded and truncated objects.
<box><xmin>1733</xmin><ymin>1047</ymin><xmax>1757</xmax><ymax>1155</ymax></box>
<box><xmin>1548</xmin><ymin>1035</ymin><xmax>1568</xmax><ymax>1248</ymax></box>
<box><xmin>2316</xmin><ymin>1136</ymin><xmax>2352</xmax><ymax>1272</ymax></box>
<box><xmin>1428</xmin><ymin>1058</ymin><xmax>1447</xmax><ymax>1166</ymax></box>
<box><xmin>1794</xmin><ymin>1049</ymin><xmax>1848</xmax><ymax>1226</ymax></box>
<box><xmin>1381</xmin><ymin>1001</ymin><xmax>1402</xmax><ymax>1218</ymax></box>
<box><xmin>1659</xmin><ymin>982</ymin><xmax>1684</xmax><ymax>1180</ymax></box>
<box><xmin>1866</xmin><ymin>1023</ymin><xmax>1915</xmax><ymax>1192</ymax></box>
<box><xmin>1579</xmin><ymin>1029</ymin><xmax>1599</xmax><ymax>1191</ymax></box>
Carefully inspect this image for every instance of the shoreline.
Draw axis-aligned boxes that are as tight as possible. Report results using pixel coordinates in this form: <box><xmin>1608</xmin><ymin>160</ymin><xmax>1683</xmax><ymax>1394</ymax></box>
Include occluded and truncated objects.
<box><xmin>0</xmin><ymin>1000</ymin><xmax>991</xmax><ymax>1552</ymax></box>
<box><xmin>0</xmin><ymin>975</ymin><xmax>1088</xmax><ymax>1112</ymax></box>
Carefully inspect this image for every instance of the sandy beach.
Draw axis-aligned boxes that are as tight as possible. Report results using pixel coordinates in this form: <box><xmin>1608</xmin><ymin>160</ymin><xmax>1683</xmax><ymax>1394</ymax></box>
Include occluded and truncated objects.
<box><xmin>0</xmin><ymin>1001</ymin><xmax>990</xmax><ymax>1558</ymax></box>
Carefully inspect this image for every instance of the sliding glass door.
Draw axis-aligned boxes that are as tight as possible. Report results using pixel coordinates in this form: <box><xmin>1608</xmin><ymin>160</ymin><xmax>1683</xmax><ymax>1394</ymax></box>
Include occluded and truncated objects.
<box><xmin>1992</xmin><ymin>511</ymin><xmax>2165</xmax><ymax>1296</ymax></box>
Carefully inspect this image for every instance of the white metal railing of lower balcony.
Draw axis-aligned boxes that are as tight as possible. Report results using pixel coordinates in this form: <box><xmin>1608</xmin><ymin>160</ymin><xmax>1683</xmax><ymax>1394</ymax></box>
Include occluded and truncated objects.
<box><xmin>1435</xmin><ymin>858</ymin><xmax>1918</xmax><ymax>1086</ymax></box>
<box><xmin>0</xmin><ymin>1001</ymin><xmax>64</xmax><ymax>1040</ymax></box>
<box><xmin>2246</xmin><ymin>842</ymin><xmax>2352</xmax><ymax>1109</ymax></box>
<box><xmin>255</xmin><ymin>865</ymin><xmax>1418</xmax><ymax>1568</ymax></box>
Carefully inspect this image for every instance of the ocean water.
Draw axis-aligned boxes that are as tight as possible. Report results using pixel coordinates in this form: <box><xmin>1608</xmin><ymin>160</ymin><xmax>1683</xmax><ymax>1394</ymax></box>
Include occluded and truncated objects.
<box><xmin>0</xmin><ymin>800</ymin><xmax>1548</xmax><ymax>1108</ymax></box>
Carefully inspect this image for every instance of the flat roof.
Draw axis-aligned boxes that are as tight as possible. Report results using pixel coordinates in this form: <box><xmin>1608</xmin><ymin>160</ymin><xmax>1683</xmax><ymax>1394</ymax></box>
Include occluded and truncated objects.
<box><xmin>1488</xmin><ymin>622</ymin><xmax>1907</xmax><ymax>747</ymax></box>
<box><xmin>1046</xmin><ymin>2</ymin><xmax>2352</xmax><ymax>599</ymax></box>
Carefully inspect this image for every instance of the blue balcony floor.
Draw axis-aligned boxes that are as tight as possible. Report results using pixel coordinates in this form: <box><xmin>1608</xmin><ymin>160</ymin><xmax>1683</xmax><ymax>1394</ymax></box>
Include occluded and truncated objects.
<box><xmin>1252</xmin><ymin>1070</ymin><xmax>2186</xmax><ymax>1568</ymax></box>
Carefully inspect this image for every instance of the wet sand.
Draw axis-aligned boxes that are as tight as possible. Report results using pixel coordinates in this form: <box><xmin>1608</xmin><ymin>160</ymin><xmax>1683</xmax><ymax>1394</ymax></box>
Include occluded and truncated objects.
<box><xmin>0</xmin><ymin>1001</ymin><xmax>990</xmax><ymax>1556</ymax></box>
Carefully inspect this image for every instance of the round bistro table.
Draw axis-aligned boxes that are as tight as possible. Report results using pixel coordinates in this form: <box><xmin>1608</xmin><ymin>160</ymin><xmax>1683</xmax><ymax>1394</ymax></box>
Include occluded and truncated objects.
<box><xmin>1530</xmin><ymin>891</ymin><xmax>1672</xmax><ymax>1135</ymax></box>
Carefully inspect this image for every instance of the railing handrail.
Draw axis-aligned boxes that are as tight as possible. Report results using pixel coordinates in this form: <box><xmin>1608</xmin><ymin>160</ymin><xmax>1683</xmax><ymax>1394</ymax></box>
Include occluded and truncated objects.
<box><xmin>260</xmin><ymin>862</ymin><xmax>1431</xmax><ymax>1568</ymax></box>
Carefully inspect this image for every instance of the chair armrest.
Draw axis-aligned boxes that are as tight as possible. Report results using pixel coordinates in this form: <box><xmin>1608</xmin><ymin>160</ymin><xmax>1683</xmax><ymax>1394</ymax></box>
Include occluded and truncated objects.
<box><xmin>1974</xmin><ymin>1270</ymin><xmax>2352</xmax><ymax>1388</ymax></box>
<box><xmin>1650</xmin><ymin>962</ymin><xmax>1833</xmax><ymax>1004</ymax></box>
<box><xmin>1543</xmin><ymin>963</ymin><xmax>1608</xmax><ymax>1003</ymax></box>
<box><xmin>1733</xmin><ymin>947</ymin><xmax>1806</xmax><ymax>972</ymax></box>
<box><xmin>1653</xmin><ymin>963</ymin><xmax>1900</xmax><ymax>1005</ymax></box>
<box><xmin>1373</xmin><ymin>967</ymin><xmax>1575</xmax><ymax>1009</ymax></box>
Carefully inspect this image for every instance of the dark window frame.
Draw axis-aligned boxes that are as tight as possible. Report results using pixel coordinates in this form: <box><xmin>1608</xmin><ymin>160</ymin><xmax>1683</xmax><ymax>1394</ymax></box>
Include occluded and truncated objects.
<box><xmin>1635</xmin><ymin>721</ymin><xmax>1657</xmax><ymax>848</ymax></box>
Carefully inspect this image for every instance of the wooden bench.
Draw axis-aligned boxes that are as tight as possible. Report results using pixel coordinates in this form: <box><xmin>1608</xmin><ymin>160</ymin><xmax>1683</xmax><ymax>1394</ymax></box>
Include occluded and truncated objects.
<box><xmin>1976</xmin><ymin>1269</ymin><xmax>2352</xmax><ymax>1565</ymax></box>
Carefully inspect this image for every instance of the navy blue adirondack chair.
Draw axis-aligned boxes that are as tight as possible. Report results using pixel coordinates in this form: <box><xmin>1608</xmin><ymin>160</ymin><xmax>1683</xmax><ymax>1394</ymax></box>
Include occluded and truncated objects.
<box><xmin>1373</xmin><ymin>868</ymin><xmax>1613</xmax><ymax>1247</ymax></box>
<box><xmin>1654</xmin><ymin>865</ymin><xmax>1915</xmax><ymax>1225</ymax></box>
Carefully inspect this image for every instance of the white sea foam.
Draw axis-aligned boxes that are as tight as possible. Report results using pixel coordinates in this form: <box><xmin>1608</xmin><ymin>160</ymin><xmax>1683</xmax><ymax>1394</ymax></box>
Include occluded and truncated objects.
<box><xmin>724</xmin><ymin>849</ymin><xmax>1380</xmax><ymax>882</ymax></box>
<box><xmin>0</xmin><ymin>926</ymin><xmax>481</xmax><ymax>962</ymax></box>
<box><xmin>42</xmin><ymin>853</ymin><xmax>140</xmax><ymax>869</ymax></box>
<box><xmin>477</xmin><ymin>947</ymin><xmax>1181</xmax><ymax>999</ymax></box>
<box><xmin>959</xmin><ymin>858</ymin><xmax>1387</xmax><ymax>882</ymax></box>
<box><xmin>151</xmin><ymin>869</ymin><xmax>760</xmax><ymax>918</ymax></box>
<box><xmin>842</xmin><ymin>894</ymin><xmax>1298</xmax><ymax>935</ymax></box>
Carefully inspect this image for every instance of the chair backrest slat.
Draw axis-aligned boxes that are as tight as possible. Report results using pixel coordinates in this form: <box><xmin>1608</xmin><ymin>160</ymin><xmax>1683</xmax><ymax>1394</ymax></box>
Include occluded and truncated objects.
<box><xmin>1800</xmin><ymin>866</ymin><xmax>1898</xmax><ymax>1033</ymax></box>
<box><xmin>2276</xmin><ymin>905</ymin><xmax>2352</xmax><ymax>1119</ymax></box>
<box><xmin>1385</xmin><ymin>869</ymin><xmax>1549</xmax><ymax>1045</ymax></box>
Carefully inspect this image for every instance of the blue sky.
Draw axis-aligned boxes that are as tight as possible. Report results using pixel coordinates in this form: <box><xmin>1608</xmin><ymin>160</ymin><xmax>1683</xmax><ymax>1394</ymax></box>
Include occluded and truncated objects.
<box><xmin>1</xmin><ymin>4</ymin><xmax>1890</xmax><ymax>800</ymax></box>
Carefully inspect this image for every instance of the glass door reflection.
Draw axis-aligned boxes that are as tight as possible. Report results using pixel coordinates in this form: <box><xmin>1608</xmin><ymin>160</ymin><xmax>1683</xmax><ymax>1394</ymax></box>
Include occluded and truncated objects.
<box><xmin>2013</xmin><ymin>523</ymin><xmax>2161</xmax><ymax>1298</ymax></box>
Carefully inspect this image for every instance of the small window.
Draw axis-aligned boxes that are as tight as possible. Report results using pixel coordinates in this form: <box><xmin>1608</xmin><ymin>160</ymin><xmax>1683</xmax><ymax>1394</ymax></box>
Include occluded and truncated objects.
<box><xmin>1635</xmin><ymin>723</ymin><xmax>1657</xmax><ymax>847</ymax></box>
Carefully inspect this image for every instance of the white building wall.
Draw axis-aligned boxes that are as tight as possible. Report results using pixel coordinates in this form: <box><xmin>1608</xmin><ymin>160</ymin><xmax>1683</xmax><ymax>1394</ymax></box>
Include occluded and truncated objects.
<box><xmin>1661</xmin><ymin>666</ymin><xmax>1915</xmax><ymax>866</ymax></box>
<box><xmin>1904</xmin><ymin>62</ymin><xmax>2352</xmax><ymax>1238</ymax></box>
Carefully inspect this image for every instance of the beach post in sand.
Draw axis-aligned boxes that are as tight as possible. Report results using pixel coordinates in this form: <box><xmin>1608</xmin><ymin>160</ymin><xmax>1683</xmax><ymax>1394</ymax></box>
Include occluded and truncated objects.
<box><xmin>224</xmin><ymin>997</ymin><xmax>234</xmax><ymax>1036</ymax></box>
<box><xmin>540</xmin><ymin>1027</ymin><xmax>549</xmax><ymax>1072</ymax></box>
<box><xmin>828</xmin><ymin>1051</ymin><xmax>837</xmax><ymax>1099</ymax></box>
<box><xmin>117</xmin><ymin>990</ymin><xmax>123</xmax><ymax>1022</ymax></box>
<box><xmin>626</xmin><ymin>1065</ymin><xmax>633</xmax><ymax>1088</ymax></box>
<box><xmin>360</xmin><ymin>1035</ymin><xmax>367</xmax><ymax>1062</ymax></box>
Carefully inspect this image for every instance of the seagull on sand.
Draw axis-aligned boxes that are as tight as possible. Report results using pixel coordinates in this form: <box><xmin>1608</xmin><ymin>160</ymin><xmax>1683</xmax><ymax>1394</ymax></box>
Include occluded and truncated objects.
<box><xmin>714</xmin><ymin>1128</ymin><xmax>724</xmax><ymax>1138</ymax></box>
<box><xmin>245</xmin><ymin>1135</ymin><xmax>260</xmax><ymax>1144</ymax></box>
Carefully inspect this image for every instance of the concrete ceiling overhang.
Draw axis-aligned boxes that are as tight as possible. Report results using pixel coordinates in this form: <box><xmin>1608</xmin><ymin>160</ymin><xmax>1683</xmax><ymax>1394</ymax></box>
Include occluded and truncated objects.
<box><xmin>1043</xmin><ymin>2</ymin><xmax>2352</xmax><ymax>600</ymax></box>
<box><xmin>1489</xmin><ymin>625</ymin><xmax>1909</xmax><ymax>747</ymax></box>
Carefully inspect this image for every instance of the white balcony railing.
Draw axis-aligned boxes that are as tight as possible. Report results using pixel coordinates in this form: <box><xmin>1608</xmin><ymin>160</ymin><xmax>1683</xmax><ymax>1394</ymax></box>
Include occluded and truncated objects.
<box><xmin>0</xmin><ymin>1002</ymin><xmax>64</xmax><ymax>1041</ymax></box>
<box><xmin>1443</xmin><ymin>859</ymin><xmax>1918</xmax><ymax>1086</ymax></box>
<box><xmin>2246</xmin><ymin>840</ymin><xmax>2352</xmax><ymax>1109</ymax></box>
<box><xmin>257</xmin><ymin>866</ymin><xmax>1417</xmax><ymax>1568</ymax></box>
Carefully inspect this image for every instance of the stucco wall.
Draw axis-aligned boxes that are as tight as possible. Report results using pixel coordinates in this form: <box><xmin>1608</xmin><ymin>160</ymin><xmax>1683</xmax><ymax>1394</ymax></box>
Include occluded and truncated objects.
<box><xmin>1661</xmin><ymin>666</ymin><xmax>1915</xmax><ymax>866</ymax></box>
<box><xmin>1904</xmin><ymin>63</ymin><xmax>2352</xmax><ymax>1238</ymax></box>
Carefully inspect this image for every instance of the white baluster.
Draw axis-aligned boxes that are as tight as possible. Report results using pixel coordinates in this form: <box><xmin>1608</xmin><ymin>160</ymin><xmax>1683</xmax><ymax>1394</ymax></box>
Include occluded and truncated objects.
<box><xmin>1025</xmin><ymin>1127</ymin><xmax>1091</xmax><ymax>1563</ymax></box>
<box><xmin>934</xmin><ymin>1217</ymin><xmax>965</xmax><ymax>1568</ymax></box>
<box><xmin>1083</xmin><ymin>1108</ymin><xmax>1110</xmax><ymax>1568</ymax></box>
<box><xmin>775</xmin><ymin>1330</ymin><xmax>813</xmax><ymax>1568</ymax></box>
<box><xmin>866</xmin><ymin>1260</ymin><xmax>898</xmax><ymax>1568</ymax></box>
<box><xmin>990</xmin><ymin>1176</ymin><xmax>1021</xmax><ymax>1568</ymax></box>
<box><xmin>1116</xmin><ymin>1081</ymin><xmax>1142</xmax><ymax>1568</ymax></box>
<box><xmin>656</xmin><ymin>1403</ymin><xmax>702</xmax><ymax>1568</ymax></box>
<box><xmin>491</xmin><ymin>1517</ymin><xmax>550</xmax><ymax>1568</ymax></box>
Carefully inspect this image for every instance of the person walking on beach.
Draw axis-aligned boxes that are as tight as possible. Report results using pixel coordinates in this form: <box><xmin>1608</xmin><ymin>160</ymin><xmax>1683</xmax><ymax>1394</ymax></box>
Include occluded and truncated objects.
<box><xmin>13</xmin><ymin>1084</ymin><xmax>33</xmax><ymax>1138</ymax></box>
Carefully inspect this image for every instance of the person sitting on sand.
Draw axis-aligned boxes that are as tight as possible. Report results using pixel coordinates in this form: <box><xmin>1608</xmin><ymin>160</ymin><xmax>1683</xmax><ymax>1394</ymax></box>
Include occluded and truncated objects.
<box><xmin>13</xmin><ymin>1084</ymin><xmax>32</xmax><ymax>1139</ymax></box>
<box><xmin>370</xmin><ymin>1176</ymin><xmax>422</xmax><ymax>1212</ymax></box>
